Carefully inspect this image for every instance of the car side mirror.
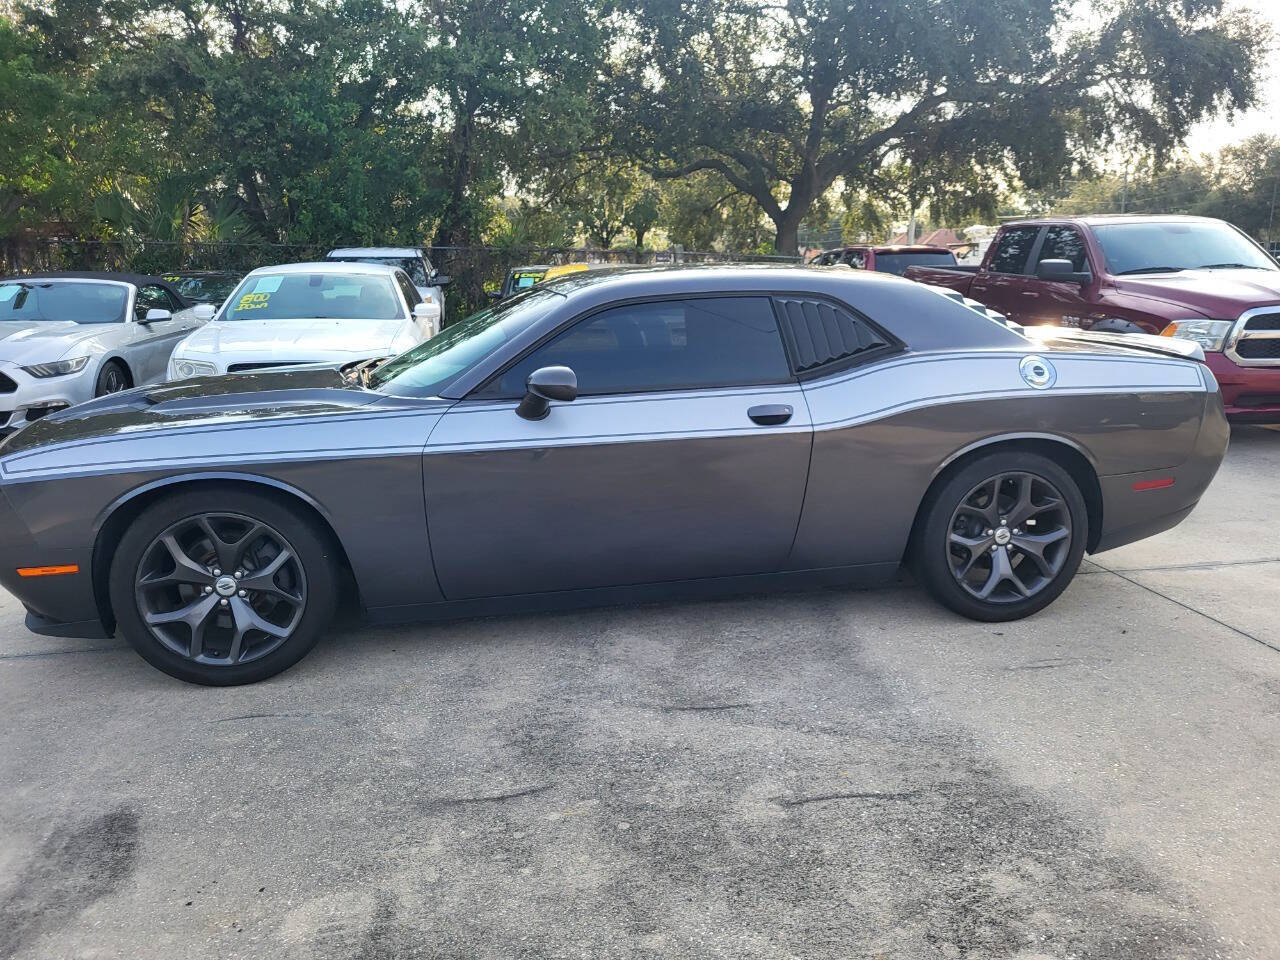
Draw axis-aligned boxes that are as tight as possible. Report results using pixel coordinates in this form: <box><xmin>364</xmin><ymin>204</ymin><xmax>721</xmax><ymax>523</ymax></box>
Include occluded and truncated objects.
<box><xmin>191</xmin><ymin>303</ymin><xmax>216</xmax><ymax>321</ymax></box>
<box><xmin>487</xmin><ymin>290</ymin><xmax>502</xmax><ymax>301</ymax></box>
<box><xmin>433</xmin><ymin>274</ymin><xmax>452</xmax><ymax>287</ymax></box>
<box><xmin>143</xmin><ymin>308</ymin><xmax>172</xmax><ymax>323</ymax></box>
<box><xmin>413</xmin><ymin>301</ymin><xmax>441</xmax><ymax>322</ymax></box>
<box><xmin>516</xmin><ymin>365</ymin><xmax>577</xmax><ymax>421</ymax></box>
<box><xmin>1036</xmin><ymin>259</ymin><xmax>1090</xmax><ymax>284</ymax></box>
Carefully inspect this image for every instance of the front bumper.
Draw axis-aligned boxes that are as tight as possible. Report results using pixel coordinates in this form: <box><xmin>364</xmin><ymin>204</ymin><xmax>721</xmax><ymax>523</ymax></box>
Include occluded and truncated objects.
<box><xmin>0</xmin><ymin>359</ymin><xmax>98</xmax><ymax>435</ymax></box>
<box><xmin>0</xmin><ymin>485</ymin><xmax>105</xmax><ymax>637</ymax></box>
<box><xmin>1205</xmin><ymin>351</ymin><xmax>1280</xmax><ymax>421</ymax></box>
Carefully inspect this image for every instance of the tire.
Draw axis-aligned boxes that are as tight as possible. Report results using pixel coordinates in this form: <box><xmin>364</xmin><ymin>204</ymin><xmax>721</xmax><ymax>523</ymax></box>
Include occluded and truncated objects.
<box><xmin>914</xmin><ymin>451</ymin><xmax>1088</xmax><ymax>622</ymax></box>
<box><xmin>108</xmin><ymin>488</ymin><xmax>339</xmax><ymax>685</ymax></box>
<box><xmin>95</xmin><ymin>359</ymin><xmax>131</xmax><ymax>396</ymax></box>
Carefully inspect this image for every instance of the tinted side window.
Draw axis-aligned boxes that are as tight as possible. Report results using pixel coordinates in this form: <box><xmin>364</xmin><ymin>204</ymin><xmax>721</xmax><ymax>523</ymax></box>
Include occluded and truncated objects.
<box><xmin>1037</xmin><ymin>226</ymin><xmax>1090</xmax><ymax>273</ymax></box>
<box><xmin>136</xmin><ymin>284</ymin><xmax>173</xmax><ymax>319</ymax></box>
<box><xmin>988</xmin><ymin>227</ymin><xmax>1041</xmax><ymax>274</ymax></box>
<box><xmin>774</xmin><ymin>297</ymin><xmax>890</xmax><ymax>373</ymax></box>
<box><xmin>395</xmin><ymin>271</ymin><xmax>421</xmax><ymax>306</ymax></box>
<box><xmin>478</xmin><ymin>296</ymin><xmax>791</xmax><ymax>398</ymax></box>
<box><xmin>841</xmin><ymin>250</ymin><xmax>867</xmax><ymax>269</ymax></box>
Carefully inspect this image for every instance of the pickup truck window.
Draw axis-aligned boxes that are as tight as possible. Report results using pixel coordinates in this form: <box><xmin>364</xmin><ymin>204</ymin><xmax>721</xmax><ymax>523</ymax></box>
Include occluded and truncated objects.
<box><xmin>1037</xmin><ymin>226</ymin><xmax>1090</xmax><ymax>273</ymax></box>
<box><xmin>988</xmin><ymin>227</ymin><xmax>1041</xmax><ymax>274</ymax></box>
<box><xmin>1093</xmin><ymin>221</ymin><xmax>1277</xmax><ymax>275</ymax></box>
<box><xmin>873</xmin><ymin>251</ymin><xmax>956</xmax><ymax>275</ymax></box>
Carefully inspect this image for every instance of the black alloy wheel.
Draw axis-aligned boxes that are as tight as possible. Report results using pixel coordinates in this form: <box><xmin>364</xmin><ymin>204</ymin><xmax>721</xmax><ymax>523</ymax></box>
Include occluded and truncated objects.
<box><xmin>915</xmin><ymin>451</ymin><xmax>1088</xmax><ymax>622</ymax></box>
<box><xmin>109</xmin><ymin>489</ymin><xmax>338</xmax><ymax>684</ymax></box>
<box><xmin>133</xmin><ymin>512</ymin><xmax>307</xmax><ymax>666</ymax></box>
<box><xmin>95</xmin><ymin>360</ymin><xmax>130</xmax><ymax>396</ymax></box>
<box><xmin>947</xmin><ymin>471</ymin><xmax>1071</xmax><ymax>603</ymax></box>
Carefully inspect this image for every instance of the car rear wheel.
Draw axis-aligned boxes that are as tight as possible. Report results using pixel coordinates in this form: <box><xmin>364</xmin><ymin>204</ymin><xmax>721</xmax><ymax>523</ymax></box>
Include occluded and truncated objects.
<box><xmin>108</xmin><ymin>489</ymin><xmax>338</xmax><ymax>684</ymax></box>
<box><xmin>95</xmin><ymin>360</ymin><xmax>131</xmax><ymax>396</ymax></box>
<box><xmin>915</xmin><ymin>451</ymin><xmax>1088</xmax><ymax>621</ymax></box>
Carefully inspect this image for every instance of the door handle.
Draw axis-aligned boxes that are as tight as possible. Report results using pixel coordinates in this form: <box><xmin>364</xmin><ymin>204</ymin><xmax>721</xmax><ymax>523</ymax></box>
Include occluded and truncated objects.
<box><xmin>748</xmin><ymin>404</ymin><xmax>793</xmax><ymax>426</ymax></box>
<box><xmin>1021</xmin><ymin>291</ymin><xmax>1040</xmax><ymax>297</ymax></box>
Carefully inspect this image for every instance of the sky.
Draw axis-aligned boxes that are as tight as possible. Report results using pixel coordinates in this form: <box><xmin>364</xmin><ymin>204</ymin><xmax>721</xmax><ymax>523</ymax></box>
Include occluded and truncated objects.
<box><xmin>1183</xmin><ymin>1</ymin><xmax>1280</xmax><ymax>155</ymax></box>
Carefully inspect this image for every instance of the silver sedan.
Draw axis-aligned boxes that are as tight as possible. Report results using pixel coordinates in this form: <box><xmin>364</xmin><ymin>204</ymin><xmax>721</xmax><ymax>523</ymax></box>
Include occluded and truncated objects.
<box><xmin>0</xmin><ymin>272</ymin><xmax>211</xmax><ymax>432</ymax></box>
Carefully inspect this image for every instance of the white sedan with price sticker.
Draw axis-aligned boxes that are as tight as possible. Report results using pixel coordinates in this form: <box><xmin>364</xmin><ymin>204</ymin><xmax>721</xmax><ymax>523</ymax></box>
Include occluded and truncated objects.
<box><xmin>166</xmin><ymin>262</ymin><xmax>441</xmax><ymax>381</ymax></box>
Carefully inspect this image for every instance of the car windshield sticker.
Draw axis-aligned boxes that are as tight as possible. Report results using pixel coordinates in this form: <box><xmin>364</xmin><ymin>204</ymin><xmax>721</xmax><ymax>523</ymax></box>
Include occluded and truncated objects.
<box><xmin>237</xmin><ymin>275</ymin><xmax>283</xmax><ymax>311</ymax></box>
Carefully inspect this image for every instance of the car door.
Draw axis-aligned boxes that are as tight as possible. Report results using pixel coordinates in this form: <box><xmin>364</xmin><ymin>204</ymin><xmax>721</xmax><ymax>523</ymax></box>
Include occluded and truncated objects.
<box><xmin>129</xmin><ymin>283</ymin><xmax>196</xmax><ymax>383</ymax></box>
<box><xmin>423</xmin><ymin>295</ymin><xmax>814</xmax><ymax>600</ymax></box>
<box><xmin>968</xmin><ymin>226</ymin><xmax>1043</xmax><ymax>324</ymax></box>
<box><xmin>1026</xmin><ymin>224</ymin><xmax>1095</xmax><ymax>327</ymax></box>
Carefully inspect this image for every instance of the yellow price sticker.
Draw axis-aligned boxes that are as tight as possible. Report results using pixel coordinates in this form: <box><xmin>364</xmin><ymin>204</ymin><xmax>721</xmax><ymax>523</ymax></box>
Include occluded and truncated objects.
<box><xmin>237</xmin><ymin>292</ymin><xmax>271</xmax><ymax>311</ymax></box>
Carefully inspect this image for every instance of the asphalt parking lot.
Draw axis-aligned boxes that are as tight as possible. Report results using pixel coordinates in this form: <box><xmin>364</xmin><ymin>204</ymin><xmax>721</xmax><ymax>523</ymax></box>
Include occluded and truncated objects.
<box><xmin>2</xmin><ymin>427</ymin><xmax>1280</xmax><ymax>960</ymax></box>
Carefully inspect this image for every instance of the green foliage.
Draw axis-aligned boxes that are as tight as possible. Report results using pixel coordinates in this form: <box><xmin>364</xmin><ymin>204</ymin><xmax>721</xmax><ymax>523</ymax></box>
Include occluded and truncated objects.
<box><xmin>1046</xmin><ymin>137</ymin><xmax>1280</xmax><ymax>245</ymax></box>
<box><xmin>608</xmin><ymin>0</ymin><xmax>1270</xmax><ymax>252</ymax></box>
<box><xmin>1</xmin><ymin>0</ymin><xmax>1272</xmax><ymax>263</ymax></box>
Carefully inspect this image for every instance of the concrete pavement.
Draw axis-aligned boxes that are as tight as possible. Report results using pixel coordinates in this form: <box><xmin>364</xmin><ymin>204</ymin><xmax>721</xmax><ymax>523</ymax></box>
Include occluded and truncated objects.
<box><xmin>2</xmin><ymin>427</ymin><xmax>1279</xmax><ymax>959</ymax></box>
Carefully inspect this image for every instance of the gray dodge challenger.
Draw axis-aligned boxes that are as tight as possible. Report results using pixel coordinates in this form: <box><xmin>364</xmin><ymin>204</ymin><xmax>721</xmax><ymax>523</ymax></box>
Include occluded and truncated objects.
<box><xmin>0</xmin><ymin>266</ymin><xmax>1228</xmax><ymax>684</ymax></box>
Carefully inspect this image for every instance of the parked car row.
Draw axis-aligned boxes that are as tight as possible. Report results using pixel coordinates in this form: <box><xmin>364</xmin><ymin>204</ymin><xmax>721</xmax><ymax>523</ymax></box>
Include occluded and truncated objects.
<box><xmin>811</xmin><ymin>215</ymin><xmax>1280</xmax><ymax>422</ymax></box>
<box><xmin>0</xmin><ymin>251</ymin><xmax>446</xmax><ymax>433</ymax></box>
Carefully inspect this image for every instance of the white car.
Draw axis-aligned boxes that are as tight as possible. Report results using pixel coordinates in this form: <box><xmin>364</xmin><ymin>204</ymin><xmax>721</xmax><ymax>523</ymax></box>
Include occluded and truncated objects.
<box><xmin>166</xmin><ymin>262</ymin><xmax>441</xmax><ymax>380</ymax></box>
<box><xmin>326</xmin><ymin>246</ymin><xmax>450</xmax><ymax>317</ymax></box>
<box><xmin>0</xmin><ymin>272</ymin><xmax>211</xmax><ymax>433</ymax></box>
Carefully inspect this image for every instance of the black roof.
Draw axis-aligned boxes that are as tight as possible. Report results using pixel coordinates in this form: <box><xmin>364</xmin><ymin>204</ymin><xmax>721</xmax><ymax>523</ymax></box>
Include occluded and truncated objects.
<box><xmin>1</xmin><ymin>270</ymin><xmax>177</xmax><ymax>288</ymax></box>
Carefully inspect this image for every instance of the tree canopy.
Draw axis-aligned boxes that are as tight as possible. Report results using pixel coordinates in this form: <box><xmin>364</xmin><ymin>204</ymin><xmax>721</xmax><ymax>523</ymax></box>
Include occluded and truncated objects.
<box><xmin>0</xmin><ymin>0</ymin><xmax>1271</xmax><ymax>258</ymax></box>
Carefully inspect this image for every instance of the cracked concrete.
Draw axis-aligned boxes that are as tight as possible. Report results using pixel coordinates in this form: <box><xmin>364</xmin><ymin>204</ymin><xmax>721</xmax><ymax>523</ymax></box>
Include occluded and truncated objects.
<box><xmin>1</xmin><ymin>425</ymin><xmax>1278</xmax><ymax>958</ymax></box>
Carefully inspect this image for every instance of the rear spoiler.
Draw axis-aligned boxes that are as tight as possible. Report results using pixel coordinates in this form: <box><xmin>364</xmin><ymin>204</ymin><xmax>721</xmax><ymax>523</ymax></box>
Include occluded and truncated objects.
<box><xmin>1022</xmin><ymin>326</ymin><xmax>1205</xmax><ymax>363</ymax></box>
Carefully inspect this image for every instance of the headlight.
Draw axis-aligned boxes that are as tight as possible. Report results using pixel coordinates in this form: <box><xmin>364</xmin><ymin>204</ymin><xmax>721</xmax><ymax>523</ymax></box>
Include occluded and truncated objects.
<box><xmin>168</xmin><ymin>358</ymin><xmax>218</xmax><ymax>380</ymax></box>
<box><xmin>21</xmin><ymin>356</ymin><xmax>89</xmax><ymax>378</ymax></box>
<box><xmin>1161</xmin><ymin>319</ymin><xmax>1233</xmax><ymax>351</ymax></box>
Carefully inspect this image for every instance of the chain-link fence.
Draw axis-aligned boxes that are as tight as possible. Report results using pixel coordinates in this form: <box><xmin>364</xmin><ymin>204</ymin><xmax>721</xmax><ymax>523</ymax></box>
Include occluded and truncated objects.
<box><xmin>1</xmin><ymin>238</ymin><xmax>799</xmax><ymax>321</ymax></box>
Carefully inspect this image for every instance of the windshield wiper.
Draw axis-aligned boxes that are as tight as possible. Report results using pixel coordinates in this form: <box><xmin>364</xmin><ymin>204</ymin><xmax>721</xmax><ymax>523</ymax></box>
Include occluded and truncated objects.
<box><xmin>1195</xmin><ymin>262</ymin><xmax>1269</xmax><ymax>270</ymax></box>
<box><xmin>1115</xmin><ymin>266</ymin><xmax>1183</xmax><ymax>275</ymax></box>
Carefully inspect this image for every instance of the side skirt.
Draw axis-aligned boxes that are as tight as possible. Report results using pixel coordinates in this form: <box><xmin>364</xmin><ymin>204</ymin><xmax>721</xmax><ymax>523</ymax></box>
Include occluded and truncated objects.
<box><xmin>364</xmin><ymin>562</ymin><xmax>902</xmax><ymax>627</ymax></box>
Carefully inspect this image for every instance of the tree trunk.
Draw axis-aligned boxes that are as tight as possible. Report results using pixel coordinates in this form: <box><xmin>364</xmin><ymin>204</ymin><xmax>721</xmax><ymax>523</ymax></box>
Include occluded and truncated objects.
<box><xmin>774</xmin><ymin>215</ymin><xmax>802</xmax><ymax>257</ymax></box>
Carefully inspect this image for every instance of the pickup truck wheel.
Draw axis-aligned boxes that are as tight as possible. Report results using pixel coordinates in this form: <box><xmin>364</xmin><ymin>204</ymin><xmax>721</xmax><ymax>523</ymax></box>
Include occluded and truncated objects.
<box><xmin>915</xmin><ymin>452</ymin><xmax>1088</xmax><ymax>621</ymax></box>
<box><xmin>108</xmin><ymin>488</ymin><xmax>338</xmax><ymax>685</ymax></box>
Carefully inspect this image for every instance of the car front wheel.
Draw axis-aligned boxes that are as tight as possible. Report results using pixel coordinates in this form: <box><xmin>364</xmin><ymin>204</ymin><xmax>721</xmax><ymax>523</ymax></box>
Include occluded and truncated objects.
<box><xmin>915</xmin><ymin>451</ymin><xmax>1088</xmax><ymax>621</ymax></box>
<box><xmin>95</xmin><ymin>359</ymin><xmax>131</xmax><ymax>396</ymax></box>
<box><xmin>108</xmin><ymin>488</ymin><xmax>338</xmax><ymax>685</ymax></box>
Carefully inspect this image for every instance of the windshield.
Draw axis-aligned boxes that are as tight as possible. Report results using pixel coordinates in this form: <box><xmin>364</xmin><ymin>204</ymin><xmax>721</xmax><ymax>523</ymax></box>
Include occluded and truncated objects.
<box><xmin>331</xmin><ymin>257</ymin><xmax>429</xmax><ymax>286</ymax></box>
<box><xmin>221</xmin><ymin>272</ymin><xmax>405</xmax><ymax>321</ymax></box>
<box><xmin>873</xmin><ymin>251</ymin><xmax>957</xmax><ymax>275</ymax></box>
<box><xmin>369</xmin><ymin>287</ymin><xmax>561</xmax><ymax>395</ymax></box>
<box><xmin>176</xmin><ymin>274</ymin><xmax>241</xmax><ymax>305</ymax></box>
<box><xmin>0</xmin><ymin>281</ymin><xmax>128</xmax><ymax>323</ymax></box>
<box><xmin>1093</xmin><ymin>221</ymin><xmax>1277</xmax><ymax>275</ymax></box>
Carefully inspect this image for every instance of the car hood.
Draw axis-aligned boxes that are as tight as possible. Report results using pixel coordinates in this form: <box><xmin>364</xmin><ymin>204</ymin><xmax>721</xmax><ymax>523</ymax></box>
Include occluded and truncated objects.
<box><xmin>179</xmin><ymin>317</ymin><xmax>410</xmax><ymax>357</ymax></box>
<box><xmin>1112</xmin><ymin>269</ymin><xmax>1280</xmax><ymax>319</ymax></box>
<box><xmin>0</xmin><ymin>366</ymin><xmax>407</xmax><ymax>456</ymax></box>
<box><xmin>0</xmin><ymin>320</ymin><xmax>107</xmax><ymax>365</ymax></box>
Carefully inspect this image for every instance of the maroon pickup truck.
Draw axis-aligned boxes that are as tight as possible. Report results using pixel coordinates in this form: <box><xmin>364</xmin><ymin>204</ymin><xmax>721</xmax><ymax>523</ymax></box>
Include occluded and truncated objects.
<box><xmin>905</xmin><ymin>215</ymin><xmax>1280</xmax><ymax>421</ymax></box>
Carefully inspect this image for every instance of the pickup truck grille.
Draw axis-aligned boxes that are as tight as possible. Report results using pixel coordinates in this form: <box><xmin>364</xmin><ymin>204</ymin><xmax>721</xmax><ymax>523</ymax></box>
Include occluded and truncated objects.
<box><xmin>1243</xmin><ymin>312</ymin><xmax>1280</xmax><ymax>331</ymax></box>
<box><xmin>1227</xmin><ymin>309</ymin><xmax>1280</xmax><ymax>367</ymax></box>
<box><xmin>1236</xmin><ymin>339</ymin><xmax>1280</xmax><ymax>360</ymax></box>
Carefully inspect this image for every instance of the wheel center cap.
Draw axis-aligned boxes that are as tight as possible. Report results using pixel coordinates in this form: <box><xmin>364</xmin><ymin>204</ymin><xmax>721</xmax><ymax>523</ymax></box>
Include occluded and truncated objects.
<box><xmin>993</xmin><ymin>527</ymin><xmax>1012</xmax><ymax>546</ymax></box>
<box><xmin>214</xmin><ymin>575</ymin><xmax>238</xmax><ymax>597</ymax></box>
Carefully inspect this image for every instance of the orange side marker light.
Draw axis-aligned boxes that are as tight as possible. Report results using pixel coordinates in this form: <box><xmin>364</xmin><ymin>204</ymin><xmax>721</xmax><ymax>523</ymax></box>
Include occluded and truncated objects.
<box><xmin>16</xmin><ymin>564</ymin><xmax>80</xmax><ymax>577</ymax></box>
